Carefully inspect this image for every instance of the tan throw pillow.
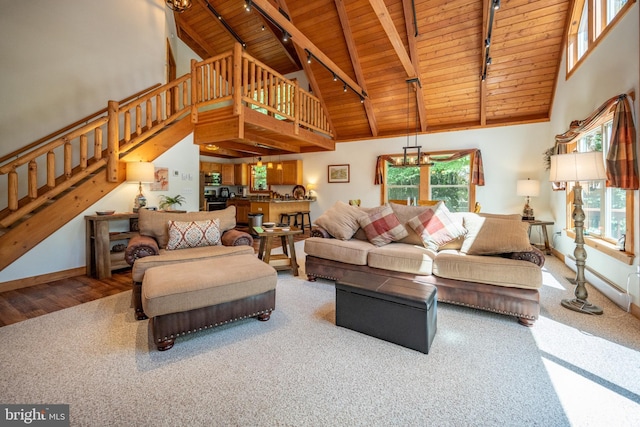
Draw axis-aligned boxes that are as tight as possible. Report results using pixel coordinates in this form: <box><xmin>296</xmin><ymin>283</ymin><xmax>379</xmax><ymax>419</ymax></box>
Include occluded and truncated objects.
<box><xmin>166</xmin><ymin>219</ymin><xmax>222</xmax><ymax>250</ymax></box>
<box><xmin>407</xmin><ymin>203</ymin><xmax>467</xmax><ymax>250</ymax></box>
<box><xmin>314</xmin><ymin>201</ymin><xmax>365</xmax><ymax>240</ymax></box>
<box><xmin>357</xmin><ymin>205</ymin><xmax>408</xmax><ymax>247</ymax></box>
<box><xmin>461</xmin><ymin>215</ymin><xmax>533</xmax><ymax>255</ymax></box>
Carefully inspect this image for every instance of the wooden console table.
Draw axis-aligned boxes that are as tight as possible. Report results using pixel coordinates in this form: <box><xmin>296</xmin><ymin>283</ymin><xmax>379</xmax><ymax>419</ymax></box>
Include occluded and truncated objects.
<box><xmin>524</xmin><ymin>220</ymin><xmax>554</xmax><ymax>255</ymax></box>
<box><xmin>85</xmin><ymin>213</ymin><xmax>139</xmax><ymax>279</ymax></box>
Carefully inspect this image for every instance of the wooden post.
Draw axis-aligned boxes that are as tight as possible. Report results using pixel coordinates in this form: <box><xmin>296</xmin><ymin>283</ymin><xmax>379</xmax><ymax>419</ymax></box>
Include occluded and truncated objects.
<box><xmin>47</xmin><ymin>151</ymin><xmax>55</xmax><ymax>187</ymax></box>
<box><xmin>28</xmin><ymin>160</ymin><xmax>37</xmax><ymax>199</ymax></box>
<box><xmin>8</xmin><ymin>169</ymin><xmax>18</xmax><ymax>211</ymax></box>
<box><xmin>107</xmin><ymin>100</ymin><xmax>119</xmax><ymax>182</ymax></box>
<box><xmin>190</xmin><ymin>59</ymin><xmax>198</xmax><ymax>123</ymax></box>
<box><xmin>294</xmin><ymin>81</ymin><xmax>300</xmax><ymax>135</ymax></box>
<box><xmin>80</xmin><ymin>134</ymin><xmax>88</xmax><ymax>169</ymax></box>
<box><xmin>94</xmin><ymin>128</ymin><xmax>102</xmax><ymax>160</ymax></box>
<box><xmin>233</xmin><ymin>42</ymin><xmax>243</xmax><ymax>116</ymax></box>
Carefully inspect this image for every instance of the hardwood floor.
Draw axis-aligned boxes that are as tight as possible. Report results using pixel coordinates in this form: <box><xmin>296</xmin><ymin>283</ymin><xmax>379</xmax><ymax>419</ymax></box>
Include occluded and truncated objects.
<box><xmin>0</xmin><ymin>230</ymin><xmax>308</xmax><ymax>327</ymax></box>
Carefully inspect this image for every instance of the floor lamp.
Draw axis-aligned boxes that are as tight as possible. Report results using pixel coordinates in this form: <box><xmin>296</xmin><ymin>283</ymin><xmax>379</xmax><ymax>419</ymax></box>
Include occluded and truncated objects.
<box><xmin>549</xmin><ymin>152</ymin><xmax>606</xmax><ymax>315</ymax></box>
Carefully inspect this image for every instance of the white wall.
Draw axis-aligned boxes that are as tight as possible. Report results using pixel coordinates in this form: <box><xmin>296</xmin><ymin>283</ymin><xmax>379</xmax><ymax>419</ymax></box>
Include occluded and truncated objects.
<box><xmin>549</xmin><ymin>3</ymin><xmax>640</xmax><ymax>305</ymax></box>
<box><xmin>0</xmin><ymin>0</ymin><xmax>180</xmax><ymax>283</ymax></box>
<box><xmin>272</xmin><ymin>122</ymin><xmax>552</xmax><ymax>226</ymax></box>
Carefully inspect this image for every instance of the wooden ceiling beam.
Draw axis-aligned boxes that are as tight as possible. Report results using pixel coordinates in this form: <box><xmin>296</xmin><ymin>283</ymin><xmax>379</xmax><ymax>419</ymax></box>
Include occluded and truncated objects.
<box><xmin>277</xmin><ymin>0</ymin><xmax>337</xmax><ymax>138</ymax></box>
<box><xmin>252</xmin><ymin>0</ymin><xmax>365</xmax><ymax>97</ymax></box>
<box><xmin>335</xmin><ymin>0</ymin><xmax>378</xmax><ymax>137</ymax></box>
<box><xmin>174</xmin><ymin>13</ymin><xmax>216</xmax><ymax>58</ymax></box>
<box><xmin>368</xmin><ymin>0</ymin><xmax>418</xmax><ymax>79</ymax></box>
<box><xmin>402</xmin><ymin>0</ymin><xmax>427</xmax><ymax>132</ymax></box>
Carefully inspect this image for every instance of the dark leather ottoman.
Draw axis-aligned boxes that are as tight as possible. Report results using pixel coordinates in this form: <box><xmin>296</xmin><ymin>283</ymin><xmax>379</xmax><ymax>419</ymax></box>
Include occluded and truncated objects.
<box><xmin>336</xmin><ymin>271</ymin><xmax>437</xmax><ymax>354</ymax></box>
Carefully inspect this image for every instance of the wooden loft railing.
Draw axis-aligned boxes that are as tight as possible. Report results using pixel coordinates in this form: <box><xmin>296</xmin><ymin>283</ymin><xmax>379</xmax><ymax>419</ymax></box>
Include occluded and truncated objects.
<box><xmin>0</xmin><ymin>43</ymin><xmax>332</xmax><ymax>230</ymax></box>
<box><xmin>191</xmin><ymin>43</ymin><xmax>333</xmax><ymax>136</ymax></box>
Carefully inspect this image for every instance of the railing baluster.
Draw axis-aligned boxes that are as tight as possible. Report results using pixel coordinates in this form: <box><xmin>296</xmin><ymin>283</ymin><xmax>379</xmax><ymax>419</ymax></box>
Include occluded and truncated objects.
<box><xmin>80</xmin><ymin>134</ymin><xmax>88</xmax><ymax>169</ymax></box>
<box><xmin>28</xmin><ymin>160</ymin><xmax>37</xmax><ymax>199</ymax></box>
<box><xmin>94</xmin><ymin>128</ymin><xmax>102</xmax><ymax>160</ymax></box>
<box><xmin>47</xmin><ymin>151</ymin><xmax>55</xmax><ymax>188</ymax></box>
<box><xmin>136</xmin><ymin>105</ymin><xmax>142</xmax><ymax>136</ymax></box>
<box><xmin>8</xmin><ymin>170</ymin><xmax>18</xmax><ymax>211</ymax></box>
<box><xmin>64</xmin><ymin>141</ymin><xmax>72</xmax><ymax>178</ymax></box>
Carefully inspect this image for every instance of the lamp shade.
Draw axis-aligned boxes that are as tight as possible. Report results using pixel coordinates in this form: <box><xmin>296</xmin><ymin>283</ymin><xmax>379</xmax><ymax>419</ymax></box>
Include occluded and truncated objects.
<box><xmin>549</xmin><ymin>152</ymin><xmax>606</xmax><ymax>182</ymax></box>
<box><xmin>306</xmin><ymin>183</ymin><xmax>317</xmax><ymax>191</ymax></box>
<box><xmin>126</xmin><ymin>162</ymin><xmax>155</xmax><ymax>183</ymax></box>
<box><xmin>516</xmin><ymin>179</ymin><xmax>540</xmax><ymax>197</ymax></box>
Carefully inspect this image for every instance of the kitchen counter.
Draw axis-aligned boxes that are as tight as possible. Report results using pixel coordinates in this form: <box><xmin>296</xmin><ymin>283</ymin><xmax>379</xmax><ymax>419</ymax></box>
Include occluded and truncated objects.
<box><xmin>229</xmin><ymin>197</ymin><xmax>316</xmax><ymax>203</ymax></box>
<box><xmin>227</xmin><ymin>198</ymin><xmax>315</xmax><ymax>224</ymax></box>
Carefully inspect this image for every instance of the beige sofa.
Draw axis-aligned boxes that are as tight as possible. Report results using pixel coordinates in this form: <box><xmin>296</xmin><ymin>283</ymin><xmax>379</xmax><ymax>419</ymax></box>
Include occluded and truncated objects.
<box><xmin>304</xmin><ymin>202</ymin><xmax>545</xmax><ymax>325</ymax></box>
<box><xmin>125</xmin><ymin>207</ymin><xmax>255</xmax><ymax>319</ymax></box>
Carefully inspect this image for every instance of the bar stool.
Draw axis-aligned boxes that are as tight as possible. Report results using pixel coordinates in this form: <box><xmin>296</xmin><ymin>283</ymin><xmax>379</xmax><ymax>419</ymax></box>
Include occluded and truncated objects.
<box><xmin>279</xmin><ymin>212</ymin><xmax>298</xmax><ymax>226</ymax></box>
<box><xmin>296</xmin><ymin>210</ymin><xmax>312</xmax><ymax>233</ymax></box>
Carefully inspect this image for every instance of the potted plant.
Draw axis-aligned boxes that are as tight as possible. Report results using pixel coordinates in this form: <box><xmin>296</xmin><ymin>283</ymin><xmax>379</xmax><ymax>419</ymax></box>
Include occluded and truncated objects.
<box><xmin>158</xmin><ymin>194</ymin><xmax>186</xmax><ymax>211</ymax></box>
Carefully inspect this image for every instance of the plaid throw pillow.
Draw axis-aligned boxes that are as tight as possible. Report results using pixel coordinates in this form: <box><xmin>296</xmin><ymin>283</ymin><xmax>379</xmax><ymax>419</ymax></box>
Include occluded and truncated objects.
<box><xmin>407</xmin><ymin>203</ymin><xmax>466</xmax><ymax>250</ymax></box>
<box><xmin>166</xmin><ymin>219</ymin><xmax>222</xmax><ymax>250</ymax></box>
<box><xmin>357</xmin><ymin>205</ymin><xmax>408</xmax><ymax>247</ymax></box>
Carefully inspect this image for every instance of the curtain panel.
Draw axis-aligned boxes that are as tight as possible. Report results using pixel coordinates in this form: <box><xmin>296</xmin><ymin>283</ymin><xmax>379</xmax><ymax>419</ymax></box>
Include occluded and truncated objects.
<box><xmin>374</xmin><ymin>149</ymin><xmax>484</xmax><ymax>186</ymax></box>
<box><xmin>553</xmin><ymin>93</ymin><xmax>638</xmax><ymax>190</ymax></box>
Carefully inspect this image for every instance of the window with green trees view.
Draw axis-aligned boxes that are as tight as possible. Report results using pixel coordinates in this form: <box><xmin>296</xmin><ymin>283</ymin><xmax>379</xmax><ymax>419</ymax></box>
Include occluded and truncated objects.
<box><xmin>577</xmin><ymin>121</ymin><xmax>627</xmax><ymax>242</ymax></box>
<box><xmin>386</xmin><ymin>154</ymin><xmax>471</xmax><ymax>212</ymax></box>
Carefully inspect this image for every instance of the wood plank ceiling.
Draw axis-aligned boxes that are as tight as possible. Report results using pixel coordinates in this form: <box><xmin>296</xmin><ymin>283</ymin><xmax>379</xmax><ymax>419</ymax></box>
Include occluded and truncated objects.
<box><xmin>174</xmin><ymin>0</ymin><xmax>570</xmax><ymax>156</ymax></box>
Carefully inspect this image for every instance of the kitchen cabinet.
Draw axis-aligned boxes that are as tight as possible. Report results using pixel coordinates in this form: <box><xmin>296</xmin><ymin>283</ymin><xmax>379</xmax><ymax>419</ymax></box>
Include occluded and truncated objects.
<box><xmin>227</xmin><ymin>199</ymin><xmax>251</xmax><ymax>224</ymax></box>
<box><xmin>234</xmin><ymin>163</ymin><xmax>248</xmax><ymax>186</ymax></box>
<box><xmin>267</xmin><ymin>160</ymin><xmax>302</xmax><ymax>185</ymax></box>
<box><xmin>85</xmin><ymin>213</ymin><xmax>139</xmax><ymax>279</ymax></box>
<box><xmin>221</xmin><ymin>163</ymin><xmax>235</xmax><ymax>185</ymax></box>
<box><xmin>200</xmin><ymin>162</ymin><xmax>221</xmax><ymax>173</ymax></box>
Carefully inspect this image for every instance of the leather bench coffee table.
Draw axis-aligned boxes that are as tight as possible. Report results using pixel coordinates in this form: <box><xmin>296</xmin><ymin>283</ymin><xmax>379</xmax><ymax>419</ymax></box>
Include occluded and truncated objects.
<box><xmin>335</xmin><ymin>271</ymin><xmax>437</xmax><ymax>354</ymax></box>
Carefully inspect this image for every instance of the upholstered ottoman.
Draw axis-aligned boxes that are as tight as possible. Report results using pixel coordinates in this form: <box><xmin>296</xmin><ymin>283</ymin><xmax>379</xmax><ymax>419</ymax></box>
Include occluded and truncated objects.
<box><xmin>141</xmin><ymin>254</ymin><xmax>277</xmax><ymax>351</ymax></box>
<box><xmin>336</xmin><ymin>271</ymin><xmax>437</xmax><ymax>354</ymax></box>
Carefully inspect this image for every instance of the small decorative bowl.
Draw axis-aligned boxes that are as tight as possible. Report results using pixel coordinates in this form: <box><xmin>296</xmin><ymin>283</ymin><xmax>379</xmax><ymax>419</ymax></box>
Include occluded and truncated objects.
<box><xmin>263</xmin><ymin>222</ymin><xmax>276</xmax><ymax>228</ymax></box>
<box><xmin>96</xmin><ymin>210</ymin><xmax>115</xmax><ymax>216</ymax></box>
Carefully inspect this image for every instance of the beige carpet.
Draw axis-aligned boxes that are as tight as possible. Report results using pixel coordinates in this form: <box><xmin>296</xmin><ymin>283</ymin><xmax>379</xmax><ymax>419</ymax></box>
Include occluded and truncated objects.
<box><xmin>1</xmin><ymin>247</ymin><xmax>639</xmax><ymax>426</ymax></box>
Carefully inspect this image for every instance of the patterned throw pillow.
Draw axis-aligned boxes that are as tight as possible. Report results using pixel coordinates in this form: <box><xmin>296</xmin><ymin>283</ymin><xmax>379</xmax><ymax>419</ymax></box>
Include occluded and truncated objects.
<box><xmin>407</xmin><ymin>203</ymin><xmax>467</xmax><ymax>250</ymax></box>
<box><xmin>357</xmin><ymin>205</ymin><xmax>408</xmax><ymax>247</ymax></box>
<box><xmin>166</xmin><ymin>219</ymin><xmax>222</xmax><ymax>250</ymax></box>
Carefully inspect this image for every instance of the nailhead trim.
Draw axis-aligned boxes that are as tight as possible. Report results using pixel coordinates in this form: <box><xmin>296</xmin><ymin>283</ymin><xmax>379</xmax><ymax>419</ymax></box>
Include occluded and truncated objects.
<box><xmin>157</xmin><ymin>308</ymin><xmax>274</xmax><ymax>342</ymax></box>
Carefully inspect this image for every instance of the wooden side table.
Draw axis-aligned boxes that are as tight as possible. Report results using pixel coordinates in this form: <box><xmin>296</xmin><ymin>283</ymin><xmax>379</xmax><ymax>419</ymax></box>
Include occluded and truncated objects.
<box><xmin>255</xmin><ymin>226</ymin><xmax>303</xmax><ymax>275</ymax></box>
<box><xmin>85</xmin><ymin>213</ymin><xmax>139</xmax><ymax>279</ymax></box>
<box><xmin>524</xmin><ymin>220</ymin><xmax>554</xmax><ymax>255</ymax></box>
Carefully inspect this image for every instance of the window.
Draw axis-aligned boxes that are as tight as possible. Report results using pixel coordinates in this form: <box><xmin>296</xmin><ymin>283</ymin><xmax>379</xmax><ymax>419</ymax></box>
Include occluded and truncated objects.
<box><xmin>577</xmin><ymin>123</ymin><xmax>628</xmax><ymax>242</ymax></box>
<box><xmin>384</xmin><ymin>152</ymin><xmax>473</xmax><ymax>212</ymax></box>
<box><xmin>567</xmin><ymin>0</ymin><xmax>634</xmax><ymax>73</ymax></box>
<box><xmin>572</xmin><ymin>120</ymin><xmax>629</xmax><ymax>244</ymax></box>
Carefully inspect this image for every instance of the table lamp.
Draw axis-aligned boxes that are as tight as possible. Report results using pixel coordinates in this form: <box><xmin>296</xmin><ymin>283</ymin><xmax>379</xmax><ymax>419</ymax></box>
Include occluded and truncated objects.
<box><xmin>516</xmin><ymin>178</ymin><xmax>540</xmax><ymax>220</ymax></box>
<box><xmin>306</xmin><ymin>183</ymin><xmax>316</xmax><ymax>198</ymax></box>
<box><xmin>549</xmin><ymin>151</ymin><xmax>606</xmax><ymax>315</ymax></box>
<box><xmin>126</xmin><ymin>161</ymin><xmax>155</xmax><ymax>212</ymax></box>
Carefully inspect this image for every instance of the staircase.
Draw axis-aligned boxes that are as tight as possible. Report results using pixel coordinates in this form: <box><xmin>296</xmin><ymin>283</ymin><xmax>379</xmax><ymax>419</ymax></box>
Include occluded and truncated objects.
<box><xmin>0</xmin><ymin>44</ymin><xmax>333</xmax><ymax>273</ymax></box>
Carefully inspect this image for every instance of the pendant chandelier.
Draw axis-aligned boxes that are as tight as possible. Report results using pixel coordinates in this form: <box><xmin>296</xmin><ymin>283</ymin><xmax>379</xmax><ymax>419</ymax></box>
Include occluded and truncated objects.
<box><xmin>397</xmin><ymin>78</ymin><xmax>432</xmax><ymax>167</ymax></box>
<box><xmin>166</xmin><ymin>0</ymin><xmax>192</xmax><ymax>13</ymax></box>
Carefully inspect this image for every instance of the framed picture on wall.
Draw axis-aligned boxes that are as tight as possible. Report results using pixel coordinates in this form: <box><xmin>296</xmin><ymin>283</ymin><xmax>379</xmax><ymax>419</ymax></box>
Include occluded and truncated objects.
<box><xmin>328</xmin><ymin>164</ymin><xmax>350</xmax><ymax>183</ymax></box>
<box><xmin>150</xmin><ymin>167</ymin><xmax>169</xmax><ymax>191</ymax></box>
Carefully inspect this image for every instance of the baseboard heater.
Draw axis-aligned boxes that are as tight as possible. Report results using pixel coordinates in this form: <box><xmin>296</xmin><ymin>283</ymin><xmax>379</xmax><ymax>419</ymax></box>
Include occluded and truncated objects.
<box><xmin>564</xmin><ymin>255</ymin><xmax>631</xmax><ymax>311</ymax></box>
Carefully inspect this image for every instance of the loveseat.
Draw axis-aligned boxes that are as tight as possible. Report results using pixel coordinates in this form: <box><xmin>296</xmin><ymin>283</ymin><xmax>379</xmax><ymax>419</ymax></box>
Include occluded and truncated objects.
<box><xmin>125</xmin><ymin>206</ymin><xmax>255</xmax><ymax>319</ymax></box>
<box><xmin>304</xmin><ymin>201</ymin><xmax>545</xmax><ymax>325</ymax></box>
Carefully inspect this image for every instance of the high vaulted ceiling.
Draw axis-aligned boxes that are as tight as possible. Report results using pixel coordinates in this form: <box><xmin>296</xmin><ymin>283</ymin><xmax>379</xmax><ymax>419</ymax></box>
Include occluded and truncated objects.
<box><xmin>174</xmin><ymin>0</ymin><xmax>570</xmax><ymax>148</ymax></box>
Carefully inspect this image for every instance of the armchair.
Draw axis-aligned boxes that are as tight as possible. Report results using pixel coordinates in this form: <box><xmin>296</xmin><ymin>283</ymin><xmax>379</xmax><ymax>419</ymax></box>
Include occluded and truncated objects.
<box><xmin>125</xmin><ymin>206</ymin><xmax>255</xmax><ymax>319</ymax></box>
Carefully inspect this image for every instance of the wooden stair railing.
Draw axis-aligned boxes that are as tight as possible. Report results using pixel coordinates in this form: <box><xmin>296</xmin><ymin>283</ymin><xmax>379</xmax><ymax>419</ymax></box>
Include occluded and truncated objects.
<box><xmin>0</xmin><ymin>44</ymin><xmax>334</xmax><ymax>266</ymax></box>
